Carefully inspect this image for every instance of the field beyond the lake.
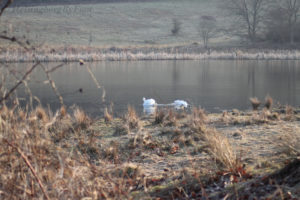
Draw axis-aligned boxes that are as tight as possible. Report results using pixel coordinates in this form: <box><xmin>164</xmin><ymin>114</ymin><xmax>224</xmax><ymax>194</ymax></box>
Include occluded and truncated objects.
<box><xmin>1</xmin><ymin>0</ymin><xmax>300</xmax><ymax>62</ymax></box>
<box><xmin>0</xmin><ymin>104</ymin><xmax>300</xmax><ymax>199</ymax></box>
<box><xmin>1</xmin><ymin>0</ymin><xmax>224</xmax><ymax>47</ymax></box>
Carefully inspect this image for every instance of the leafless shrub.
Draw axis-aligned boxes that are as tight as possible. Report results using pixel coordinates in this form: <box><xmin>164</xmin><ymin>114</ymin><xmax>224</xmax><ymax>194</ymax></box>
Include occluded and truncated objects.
<box><xmin>250</xmin><ymin>97</ymin><xmax>261</xmax><ymax>110</ymax></box>
<box><xmin>73</xmin><ymin>107</ymin><xmax>91</xmax><ymax>129</ymax></box>
<box><xmin>264</xmin><ymin>95</ymin><xmax>273</xmax><ymax>110</ymax></box>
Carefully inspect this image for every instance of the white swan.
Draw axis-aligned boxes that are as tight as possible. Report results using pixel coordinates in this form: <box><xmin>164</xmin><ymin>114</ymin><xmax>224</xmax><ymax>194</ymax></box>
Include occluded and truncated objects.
<box><xmin>143</xmin><ymin>97</ymin><xmax>157</xmax><ymax>107</ymax></box>
<box><xmin>172</xmin><ymin>100</ymin><xmax>188</xmax><ymax>109</ymax></box>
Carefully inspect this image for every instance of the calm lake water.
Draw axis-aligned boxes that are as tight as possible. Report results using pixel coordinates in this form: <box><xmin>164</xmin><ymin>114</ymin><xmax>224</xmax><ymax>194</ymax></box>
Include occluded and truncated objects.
<box><xmin>5</xmin><ymin>60</ymin><xmax>300</xmax><ymax>117</ymax></box>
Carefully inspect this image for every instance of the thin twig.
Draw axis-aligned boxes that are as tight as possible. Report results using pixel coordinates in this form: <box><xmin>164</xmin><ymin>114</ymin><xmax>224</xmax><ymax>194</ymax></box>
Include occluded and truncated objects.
<box><xmin>0</xmin><ymin>35</ymin><xmax>30</xmax><ymax>51</ymax></box>
<box><xmin>0</xmin><ymin>0</ymin><xmax>12</xmax><ymax>17</ymax></box>
<box><xmin>40</xmin><ymin>63</ymin><xmax>64</xmax><ymax>106</ymax></box>
<box><xmin>46</xmin><ymin>63</ymin><xmax>65</xmax><ymax>73</ymax></box>
<box><xmin>0</xmin><ymin>62</ymin><xmax>40</xmax><ymax>104</ymax></box>
<box><xmin>4</xmin><ymin>139</ymin><xmax>50</xmax><ymax>200</ymax></box>
<box><xmin>6</xmin><ymin>68</ymin><xmax>34</xmax><ymax>109</ymax></box>
<box><xmin>86</xmin><ymin>65</ymin><xmax>106</xmax><ymax>102</ymax></box>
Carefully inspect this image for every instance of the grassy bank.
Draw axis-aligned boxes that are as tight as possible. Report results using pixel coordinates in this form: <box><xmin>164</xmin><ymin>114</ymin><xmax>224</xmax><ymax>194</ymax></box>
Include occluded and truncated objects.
<box><xmin>1</xmin><ymin>46</ymin><xmax>300</xmax><ymax>62</ymax></box>
<box><xmin>0</xmin><ymin>102</ymin><xmax>300</xmax><ymax>199</ymax></box>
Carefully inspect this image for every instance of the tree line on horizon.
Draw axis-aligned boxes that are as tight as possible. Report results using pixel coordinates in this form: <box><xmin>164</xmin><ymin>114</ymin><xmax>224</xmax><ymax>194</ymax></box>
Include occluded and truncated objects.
<box><xmin>222</xmin><ymin>0</ymin><xmax>300</xmax><ymax>45</ymax></box>
<box><xmin>175</xmin><ymin>0</ymin><xmax>300</xmax><ymax>47</ymax></box>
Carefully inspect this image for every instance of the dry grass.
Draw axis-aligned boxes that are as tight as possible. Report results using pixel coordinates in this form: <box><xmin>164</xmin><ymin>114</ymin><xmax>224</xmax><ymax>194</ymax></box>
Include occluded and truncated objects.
<box><xmin>104</xmin><ymin>107</ymin><xmax>113</xmax><ymax>124</ymax></box>
<box><xmin>284</xmin><ymin>105</ymin><xmax>295</xmax><ymax>121</ymax></box>
<box><xmin>73</xmin><ymin>107</ymin><xmax>91</xmax><ymax>129</ymax></box>
<box><xmin>124</xmin><ymin>105</ymin><xmax>140</xmax><ymax>130</ymax></box>
<box><xmin>1</xmin><ymin>102</ymin><xmax>299</xmax><ymax>199</ymax></box>
<box><xmin>114</xmin><ymin>123</ymin><xmax>130</xmax><ymax>136</ymax></box>
<box><xmin>250</xmin><ymin>97</ymin><xmax>261</xmax><ymax>111</ymax></box>
<box><xmin>276</xmin><ymin>130</ymin><xmax>300</xmax><ymax>159</ymax></box>
<box><xmin>60</xmin><ymin>106</ymin><xmax>66</xmax><ymax>117</ymax></box>
<box><xmin>154</xmin><ymin>109</ymin><xmax>166</xmax><ymax>125</ymax></box>
<box><xmin>33</xmin><ymin>106</ymin><xmax>49</xmax><ymax>123</ymax></box>
<box><xmin>203</xmin><ymin>128</ymin><xmax>241</xmax><ymax>173</ymax></box>
<box><xmin>191</xmin><ymin>107</ymin><xmax>207</xmax><ymax>124</ymax></box>
<box><xmin>0</xmin><ymin>105</ymin><xmax>144</xmax><ymax>199</ymax></box>
<box><xmin>164</xmin><ymin>109</ymin><xmax>178</xmax><ymax>127</ymax></box>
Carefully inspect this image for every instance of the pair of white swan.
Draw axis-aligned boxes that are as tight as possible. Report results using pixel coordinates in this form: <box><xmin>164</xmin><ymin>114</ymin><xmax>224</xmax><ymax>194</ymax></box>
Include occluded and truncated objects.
<box><xmin>143</xmin><ymin>97</ymin><xmax>189</xmax><ymax>109</ymax></box>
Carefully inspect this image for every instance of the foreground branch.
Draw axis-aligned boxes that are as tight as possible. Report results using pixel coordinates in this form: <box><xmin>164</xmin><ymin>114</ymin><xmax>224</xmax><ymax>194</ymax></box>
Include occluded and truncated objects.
<box><xmin>40</xmin><ymin>63</ymin><xmax>64</xmax><ymax>106</ymax></box>
<box><xmin>4</xmin><ymin>139</ymin><xmax>50</xmax><ymax>200</ymax></box>
<box><xmin>86</xmin><ymin>65</ymin><xmax>106</xmax><ymax>102</ymax></box>
<box><xmin>0</xmin><ymin>35</ymin><xmax>30</xmax><ymax>51</ymax></box>
<box><xmin>0</xmin><ymin>62</ymin><xmax>40</xmax><ymax>104</ymax></box>
<box><xmin>0</xmin><ymin>0</ymin><xmax>12</xmax><ymax>17</ymax></box>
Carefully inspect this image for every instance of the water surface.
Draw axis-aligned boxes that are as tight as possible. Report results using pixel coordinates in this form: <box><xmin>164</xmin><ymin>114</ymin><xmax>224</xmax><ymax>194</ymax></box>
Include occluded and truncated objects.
<box><xmin>4</xmin><ymin>60</ymin><xmax>300</xmax><ymax>116</ymax></box>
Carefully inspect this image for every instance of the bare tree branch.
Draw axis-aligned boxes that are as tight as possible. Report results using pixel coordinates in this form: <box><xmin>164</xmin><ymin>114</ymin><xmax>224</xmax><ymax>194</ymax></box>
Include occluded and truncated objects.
<box><xmin>40</xmin><ymin>63</ymin><xmax>64</xmax><ymax>106</ymax></box>
<box><xmin>4</xmin><ymin>139</ymin><xmax>50</xmax><ymax>200</ymax></box>
<box><xmin>0</xmin><ymin>0</ymin><xmax>12</xmax><ymax>17</ymax></box>
<box><xmin>0</xmin><ymin>35</ymin><xmax>30</xmax><ymax>51</ymax></box>
<box><xmin>86</xmin><ymin>65</ymin><xmax>106</xmax><ymax>103</ymax></box>
<box><xmin>0</xmin><ymin>62</ymin><xmax>40</xmax><ymax>104</ymax></box>
<box><xmin>223</xmin><ymin>0</ymin><xmax>266</xmax><ymax>42</ymax></box>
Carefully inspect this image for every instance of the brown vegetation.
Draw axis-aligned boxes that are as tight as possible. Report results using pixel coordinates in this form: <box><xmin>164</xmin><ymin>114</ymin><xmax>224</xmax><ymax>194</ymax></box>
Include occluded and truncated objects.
<box><xmin>0</xmin><ymin>104</ymin><xmax>300</xmax><ymax>199</ymax></box>
<box><xmin>250</xmin><ymin>97</ymin><xmax>261</xmax><ymax>110</ymax></box>
<box><xmin>124</xmin><ymin>105</ymin><xmax>140</xmax><ymax>130</ymax></box>
<box><xmin>264</xmin><ymin>95</ymin><xmax>273</xmax><ymax>110</ymax></box>
<box><xmin>104</xmin><ymin>107</ymin><xmax>113</xmax><ymax>124</ymax></box>
<box><xmin>73</xmin><ymin>107</ymin><xmax>91</xmax><ymax>129</ymax></box>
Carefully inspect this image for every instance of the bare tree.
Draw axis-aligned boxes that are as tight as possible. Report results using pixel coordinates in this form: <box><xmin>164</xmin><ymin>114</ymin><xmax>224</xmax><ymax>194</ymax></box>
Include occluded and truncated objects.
<box><xmin>223</xmin><ymin>0</ymin><xmax>267</xmax><ymax>42</ymax></box>
<box><xmin>265</xmin><ymin>0</ymin><xmax>300</xmax><ymax>44</ymax></box>
<box><xmin>279</xmin><ymin>0</ymin><xmax>299</xmax><ymax>44</ymax></box>
<box><xmin>199</xmin><ymin>16</ymin><xmax>217</xmax><ymax>48</ymax></box>
<box><xmin>265</xmin><ymin>6</ymin><xmax>288</xmax><ymax>43</ymax></box>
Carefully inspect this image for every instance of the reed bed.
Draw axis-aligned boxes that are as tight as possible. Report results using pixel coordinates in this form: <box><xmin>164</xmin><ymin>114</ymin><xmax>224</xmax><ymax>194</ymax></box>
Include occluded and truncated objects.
<box><xmin>1</xmin><ymin>47</ymin><xmax>300</xmax><ymax>62</ymax></box>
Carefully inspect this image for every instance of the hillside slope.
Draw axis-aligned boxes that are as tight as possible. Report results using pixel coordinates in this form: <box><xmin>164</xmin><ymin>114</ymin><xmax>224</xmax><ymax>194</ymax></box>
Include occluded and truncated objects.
<box><xmin>11</xmin><ymin>0</ymin><xmax>160</xmax><ymax>7</ymax></box>
<box><xmin>1</xmin><ymin>0</ymin><xmax>230</xmax><ymax>47</ymax></box>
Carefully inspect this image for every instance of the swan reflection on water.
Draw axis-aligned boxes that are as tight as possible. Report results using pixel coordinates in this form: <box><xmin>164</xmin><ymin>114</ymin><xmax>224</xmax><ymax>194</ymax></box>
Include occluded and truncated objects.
<box><xmin>143</xmin><ymin>105</ymin><xmax>157</xmax><ymax>115</ymax></box>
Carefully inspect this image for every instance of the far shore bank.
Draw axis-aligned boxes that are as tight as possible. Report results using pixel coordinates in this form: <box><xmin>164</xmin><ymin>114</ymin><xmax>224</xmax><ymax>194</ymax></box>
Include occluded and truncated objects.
<box><xmin>1</xmin><ymin>45</ymin><xmax>300</xmax><ymax>63</ymax></box>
